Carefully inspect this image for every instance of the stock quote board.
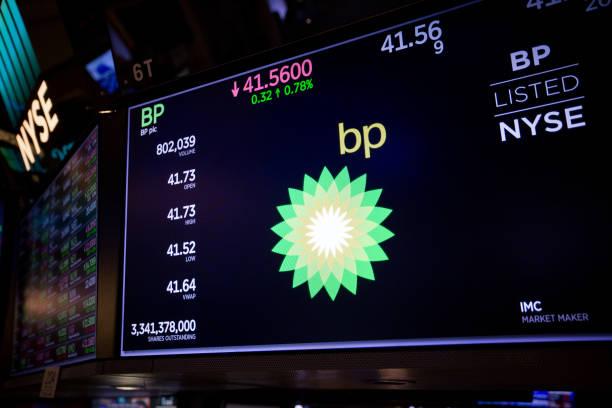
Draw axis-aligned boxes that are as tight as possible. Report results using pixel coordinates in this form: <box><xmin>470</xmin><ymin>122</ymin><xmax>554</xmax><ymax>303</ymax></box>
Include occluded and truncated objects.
<box><xmin>12</xmin><ymin>128</ymin><xmax>98</xmax><ymax>373</ymax></box>
<box><xmin>121</xmin><ymin>0</ymin><xmax>612</xmax><ymax>356</ymax></box>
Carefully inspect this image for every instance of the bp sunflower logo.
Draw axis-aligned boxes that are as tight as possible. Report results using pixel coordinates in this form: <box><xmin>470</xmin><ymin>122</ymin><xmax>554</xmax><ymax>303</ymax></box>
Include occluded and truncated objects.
<box><xmin>271</xmin><ymin>167</ymin><xmax>394</xmax><ymax>300</ymax></box>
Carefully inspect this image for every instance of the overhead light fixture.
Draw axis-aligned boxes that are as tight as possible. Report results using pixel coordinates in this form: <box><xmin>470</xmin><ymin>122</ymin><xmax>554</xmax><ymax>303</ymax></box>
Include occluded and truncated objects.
<box><xmin>115</xmin><ymin>386</ymin><xmax>142</xmax><ymax>391</ymax></box>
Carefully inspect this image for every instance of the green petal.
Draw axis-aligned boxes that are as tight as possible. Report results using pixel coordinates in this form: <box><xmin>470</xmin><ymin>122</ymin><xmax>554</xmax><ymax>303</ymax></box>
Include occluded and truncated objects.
<box><xmin>272</xmin><ymin>239</ymin><xmax>292</xmax><ymax>255</ymax></box>
<box><xmin>330</xmin><ymin>261</ymin><xmax>344</xmax><ymax>282</ymax></box>
<box><xmin>308</xmin><ymin>274</ymin><xmax>324</xmax><ymax>297</ymax></box>
<box><xmin>277</xmin><ymin>205</ymin><xmax>296</xmax><ymax>220</ymax></box>
<box><xmin>348</xmin><ymin>192</ymin><xmax>364</xmax><ymax>210</ymax></box>
<box><xmin>365</xmin><ymin>244</ymin><xmax>389</xmax><ymax>261</ymax></box>
<box><xmin>350</xmin><ymin>174</ymin><xmax>367</xmax><ymax>196</ymax></box>
<box><xmin>271</xmin><ymin>221</ymin><xmax>291</xmax><ymax>237</ymax></box>
<box><xmin>324</xmin><ymin>273</ymin><xmax>341</xmax><ymax>300</ymax></box>
<box><xmin>351</xmin><ymin>245</ymin><xmax>369</xmax><ymax>261</ymax></box>
<box><xmin>356</xmin><ymin>234</ymin><xmax>377</xmax><ymax>247</ymax></box>
<box><xmin>292</xmin><ymin>266</ymin><xmax>308</xmax><ymax>287</ymax></box>
<box><xmin>363</xmin><ymin>219</ymin><xmax>381</xmax><ymax>233</ymax></box>
<box><xmin>343</xmin><ymin>256</ymin><xmax>356</xmax><ymax>274</ymax></box>
<box><xmin>287</xmin><ymin>242</ymin><xmax>304</xmax><ymax>256</ymax></box>
<box><xmin>368</xmin><ymin>207</ymin><xmax>392</xmax><ymax>224</ymax></box>
<box><xmin>279</xmin><ymin>255</ymin><xmax>298</xmax><ymax>272</ymax></box>
<box><xmin>369</xmin><ymin>225</ymin><xmax>395</xmax><ymax>243</ymax></box>
<box><xmin>354</xmin><ymin>206</ymin><xmax>374</xmax><ymax>221</ymax></box>
<box><xmin>318</xmin><ymin>167</ymin><xmax>334</xmax><ymax>190</ymax></box>
<box><xmin>341</xmin><ymin>270</ymin><xmax>357</xmax><ymax>294</ymax></box>
<box><xmin>356</xmin><ymin>260</ymin><xmax>375</xmax><ymax>280</ymax></box>
<box><xmin>335</xmin><ymin>167</ymin><xmax>350</xmax><ymax>191</ymax></box>
<box><xmin>362</xmin><ymin>189</ymin><xmax>382</xmax><ymax>207</ymax></box>
<box><xmin>309</xmin><ymin>260</ymin><xmax>321</xmax><ymax>281</ymax></box>
<box><xmin>303</xmin><ymin>174</ymin><xmax>317</xmax><ymax>196</ymax></box>
<box><xmin>288</xmin><ymin>188</ymin><xmax>304</xmax><ymax>205</ymax></box>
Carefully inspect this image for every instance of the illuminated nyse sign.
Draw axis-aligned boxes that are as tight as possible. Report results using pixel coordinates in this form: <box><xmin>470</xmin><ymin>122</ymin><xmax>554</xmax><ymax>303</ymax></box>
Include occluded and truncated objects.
<box><xmin>14</xmin><ymin>81</ymin><xmax>59</xmax><ymax>171</ymax></box>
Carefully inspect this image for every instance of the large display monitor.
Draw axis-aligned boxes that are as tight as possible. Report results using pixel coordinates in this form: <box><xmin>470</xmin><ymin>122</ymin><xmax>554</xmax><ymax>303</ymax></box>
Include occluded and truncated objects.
<box><xmin>121</xmin><ymin>0</ymin><xmax>612</xmax><ymax>356</ymax></box>
<box><xmin>12</xmin><ymin>127</ymin><xmax>98</xmax><ymax>373</ymax></box>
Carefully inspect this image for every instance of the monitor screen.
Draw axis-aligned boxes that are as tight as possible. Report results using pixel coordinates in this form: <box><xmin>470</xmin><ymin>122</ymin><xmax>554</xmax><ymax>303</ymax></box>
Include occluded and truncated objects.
<box><xmin>121</xmin><ymin>1</ymin><xmax>612</xmax><ymax>356</ymax></box>
<box><xmin>92</xmin><ymin>396</ymin><xmax>176</xmax><ymax>408</ymax></box>
<box><xmin>477</xmin><ymin>390</ymin><xmax>574</xmax><ymax>407</ymax></box>
<box><xmin>12</xmin><ymin>127</ymin><xmax>98</xmax><ymax>373</ymax></box>
<box><xmin>92</xmin><ymin>397</ymin><xmax>151</xmax><ymax>408</ymax></box>
<box><xmin>86</xmin><ymin>49</ymin><xmax>119</xmax><ymax>94</ymax></box>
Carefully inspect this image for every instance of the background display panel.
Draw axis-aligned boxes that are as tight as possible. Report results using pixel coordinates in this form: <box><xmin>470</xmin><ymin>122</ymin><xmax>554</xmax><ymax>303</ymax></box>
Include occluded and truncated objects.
<box><xmin>12</xmin><ymin>127</ymin><xmax>98</xmax><ymax>373</ymax></box>
<box><xmin>122</xmin><ymin>1</ymin><xmax>612</xmax><ymax>356</ymax></box>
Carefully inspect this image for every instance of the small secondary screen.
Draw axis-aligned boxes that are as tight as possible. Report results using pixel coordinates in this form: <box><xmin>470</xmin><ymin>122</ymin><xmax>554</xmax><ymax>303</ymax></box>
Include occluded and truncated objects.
<box><xmin>12</xmin><ymin>127</ymin><xmax>98</xmax><ymax>373</ymax></box>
